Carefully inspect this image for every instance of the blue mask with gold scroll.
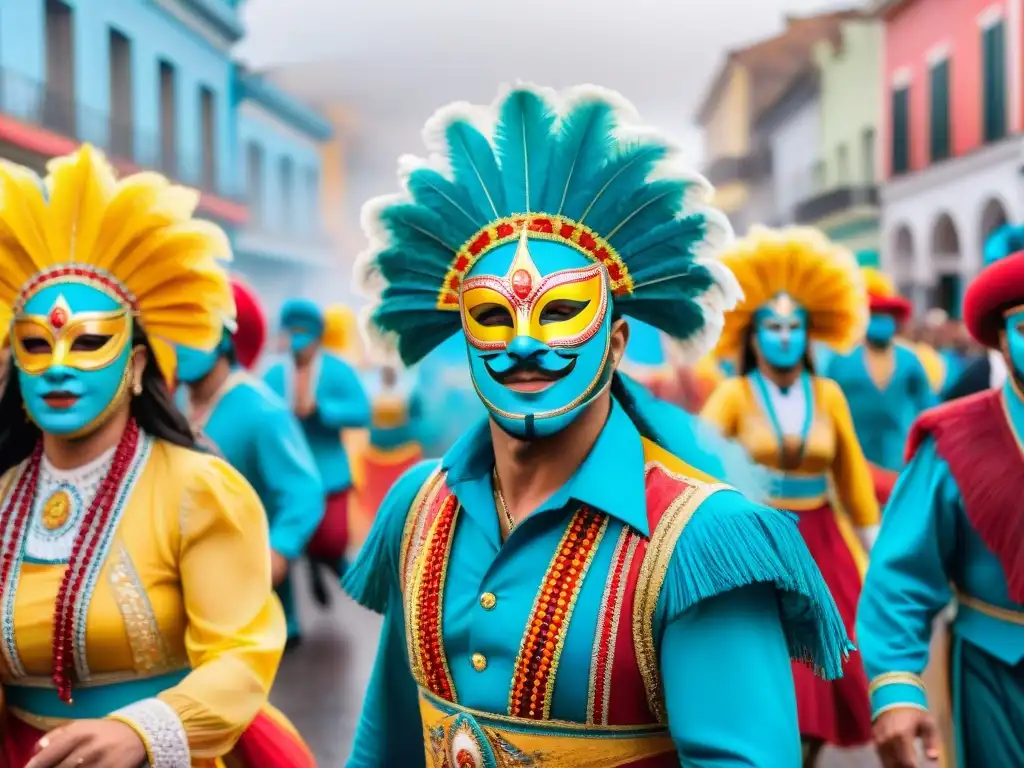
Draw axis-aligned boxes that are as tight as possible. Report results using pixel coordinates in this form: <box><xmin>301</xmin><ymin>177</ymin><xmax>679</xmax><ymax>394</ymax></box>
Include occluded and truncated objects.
<box><xmin>866</xmin><ymin>312</ymin><xmax>897</xmax><ymax>345</ymax></box>
<box><xmin>1005</xmin><ymin>308</ymin><xmax>1024</xmax><ymax>381</ymax></box>
<box><xmin>175</xmin><ymin>331</ymin><xmax>233</xmax><ymax>384</ymax></box>
<box><xmin>754</xmin><ymin>294</ymin><xmax>808</xmax><ymax>370</ymax></box>
<box><xmin>460</xmin><ymin>231</ymin><xmax>613</xmax><ymax>440</ymax></box>
<box><xmin>11</xmin><ymin>282</ymin><xmax>133</xmax><ymax>437</ymax></box>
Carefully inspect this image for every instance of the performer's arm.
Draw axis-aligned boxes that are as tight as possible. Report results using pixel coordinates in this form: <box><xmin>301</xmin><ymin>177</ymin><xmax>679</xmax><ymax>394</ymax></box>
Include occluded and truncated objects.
<box><xmin>663</xmin><ymin>584</ymin><xmax>800</xmax><ymax>766</ymax></box>
<box><xmin>317</xmin><ymin>358</ymin><xmax>372</xmax><ymax>430</ymax></box>
<box><xmin>256</xmin><ymin>404</ymin><xmax>326</xmax><ymax>560</ymax></box>
<box><xmin>108</xmin><ymin>458</ymin><xmax>284</xmax><ymax>760</ymax></box>
<box><xmin>656</xmin><ymin>490</ymin><xmax>850</xmax><ymax>766</ymax></box>
<box><xmin>343</xmin><ymin>461</ymin><xmax>438</xmax><ymax>767</ymax></box>
<box><xmin>823</xmin><ymin>378</ymin><xmax>881</xmax><ymax>530</ymax></box>
<box><xmin>699</xmin><ymin>378</ymin><xmax>741</xmax><ymax>438</ymax></box>
<box><xmin>856</xmin><ymin>438</ymin><xmax>958</xmax><ymax>717</ymax></box>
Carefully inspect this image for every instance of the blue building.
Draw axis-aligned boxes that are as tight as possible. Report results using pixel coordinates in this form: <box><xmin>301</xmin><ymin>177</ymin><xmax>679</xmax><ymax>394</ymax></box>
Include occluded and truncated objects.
<box><xmin>0</xmin><ymin>0</ymin><xmax>334</xmax><ymax>314</ymax></box>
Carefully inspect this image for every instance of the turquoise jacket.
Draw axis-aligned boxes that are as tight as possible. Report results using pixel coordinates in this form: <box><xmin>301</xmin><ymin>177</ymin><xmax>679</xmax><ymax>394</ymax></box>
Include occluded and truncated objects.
<box><xmin>856</xmin><ymin>381</ymin><xmax>1024</xmax><ymax>719</ymax></box>
<box><xmin>343</xmin><ymin>399</ymin><xmax>849</xmax><ymax>766</ymax></box>
<box><xmin>826</xmin><ymin>343</ymin><xmax>935</xmax><ymax>472</ymax></box>
<box><xmin>264</xmin><ymin>352</ymin><xmax>371</xmax><ymax>493</ymax></box>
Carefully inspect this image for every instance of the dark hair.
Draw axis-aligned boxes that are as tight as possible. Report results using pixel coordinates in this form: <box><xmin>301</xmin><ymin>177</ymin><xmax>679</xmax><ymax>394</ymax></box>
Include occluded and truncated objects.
<box><xmin>0</xmin><ymin>324</ymin><xmax>199</xmax><ymax>475</ymax></box>
<box><xmin>739</xmin><ymin>324</ymin><xmax>815</xmax><ymax>376</ymax></box>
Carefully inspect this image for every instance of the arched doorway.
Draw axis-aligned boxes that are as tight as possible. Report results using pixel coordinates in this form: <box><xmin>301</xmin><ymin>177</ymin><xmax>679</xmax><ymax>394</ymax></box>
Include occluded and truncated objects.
<box><xmin>891</xmin><ymin>224</ymin><xmax>915</xmax><ymax>299</ymax></box>
<box><xmin>978</xmin><ymin>197</ymin><xmax>1009</xmax><ymax>257</ymax></box>
<box><xmin>930</xmin><ymin>212</ymin><xmax>962</xmax><ymax>317</ymax></box>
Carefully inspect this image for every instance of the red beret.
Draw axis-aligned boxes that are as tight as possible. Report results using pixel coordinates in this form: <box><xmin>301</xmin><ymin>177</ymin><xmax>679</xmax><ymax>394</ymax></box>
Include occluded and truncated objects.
<box><xmin>869</xmin><ymin>293</ymin><xmax>913</xmax><ymax>323</ymax></box>
<box><xmin>963</xmin><ymin>251</ymin><xmax>1024</xmax><ymax>348</ymax></box>
<box><xmin>231</xmin><ymin>277</ymin><xmax>267</xmax><ymax>369</ymax></box>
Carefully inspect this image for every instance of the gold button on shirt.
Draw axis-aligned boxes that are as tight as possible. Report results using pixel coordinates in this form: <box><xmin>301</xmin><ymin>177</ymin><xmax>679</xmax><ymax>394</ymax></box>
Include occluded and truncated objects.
<box><xmin>479</xmin><ymin>592</ymin><xmax>497</xmax><ymax>610</ymax></box>
<box><xmin>471</xmin><ymin>653</ymin><xmax>487</xmax><ymax>672</ymax></box>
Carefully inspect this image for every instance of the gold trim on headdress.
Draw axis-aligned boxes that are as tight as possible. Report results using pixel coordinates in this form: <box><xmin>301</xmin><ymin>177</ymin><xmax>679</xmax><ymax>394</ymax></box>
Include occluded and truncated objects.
<box><xmin>715</xmin><ymin>226</ymin><xmax>867</xmax><ymax>359</ymax></box>
<box><xmin>0</xmin><ymin>145</ymin><xmax>233</xmax><ymax>382</ymax></box>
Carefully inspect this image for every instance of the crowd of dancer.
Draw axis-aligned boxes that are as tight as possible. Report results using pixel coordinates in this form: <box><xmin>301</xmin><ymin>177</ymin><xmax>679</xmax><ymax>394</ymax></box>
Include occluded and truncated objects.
<box><xmin>0</xmin><ymin>82</ymin><xmax>1019</xmax><ymax>768</ymax></box>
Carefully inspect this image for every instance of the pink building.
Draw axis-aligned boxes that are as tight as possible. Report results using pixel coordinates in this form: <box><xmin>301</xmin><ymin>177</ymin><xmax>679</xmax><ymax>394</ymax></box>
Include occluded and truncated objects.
<box><xmin>877</xmin><ymin>0</ymin><xmax>1022</xmax><ymax>316</ymax></box>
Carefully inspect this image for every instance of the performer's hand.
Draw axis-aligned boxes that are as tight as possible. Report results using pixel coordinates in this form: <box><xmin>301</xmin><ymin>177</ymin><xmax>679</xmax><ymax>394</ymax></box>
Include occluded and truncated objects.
<box><xmin>873</xmin><ymin>707</ymin><xmax>941</xmax><ymax>767</ymax></box>
<box><xmin>27</xmin><ymin>719</ymin><xmax>147</xmax><ymax>767</ymax></box>
<box><xmin>271</xmin><ymin>550</ymin><xmax>290</xmax><ymax>586</ymax></box>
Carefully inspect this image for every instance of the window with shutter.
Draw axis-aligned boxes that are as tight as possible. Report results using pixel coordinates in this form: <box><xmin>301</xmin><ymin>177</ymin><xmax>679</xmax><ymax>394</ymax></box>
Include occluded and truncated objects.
<box><xmin>983</xmin><ymin>20</ymin><xmax>1007</xmax><ymax>142</ymax></box>
<box><xmin>891</xmin><ymin>86</ymin><xmax>910</xmax><ymax>175</ymax></box>
<box><xmin>929</xmin><ymin>59</ymin><xmax>951</xmax><ymax>161</ymax></box>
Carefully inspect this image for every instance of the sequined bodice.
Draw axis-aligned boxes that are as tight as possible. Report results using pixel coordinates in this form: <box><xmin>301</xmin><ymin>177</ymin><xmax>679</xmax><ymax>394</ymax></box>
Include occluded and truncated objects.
<box><xmin>25</xmin><ymin>449</ymin><xmax>114</xmax><ymax>565</ymax></box>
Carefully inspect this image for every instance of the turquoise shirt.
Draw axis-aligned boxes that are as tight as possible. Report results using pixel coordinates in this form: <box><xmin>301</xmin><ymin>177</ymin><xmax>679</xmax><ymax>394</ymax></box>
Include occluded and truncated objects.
<box><xmin>856</xmin><ymin>384</ymin><xmax>1024</xmax><ymax>718</ymax></box>
<box><xmin>264</xmin><ymin>352</ymin><xmax>371</xmax><ymax>493</ymax></box>
<box><xmin>199</xmin><ymin>374</ymin><xmax>325</xmax><ymax>561</ymax></box>
<box><xmin>826</xmin><ymin>343</ymin><xmax>935</xmax><ymax>472</ymax></box>
<box><xmin>344</xmin><ymin>400</ymin><xmax>851</xmax><ymax>766</ymax></box>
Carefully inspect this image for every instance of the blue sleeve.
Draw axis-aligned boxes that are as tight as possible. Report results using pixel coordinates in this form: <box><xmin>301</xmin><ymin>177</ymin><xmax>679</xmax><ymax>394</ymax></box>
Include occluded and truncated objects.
<box><xmin>255</xmin><ymin>404</ymin><xmax>325</xmax><ymax>560</ymax></box>
<box><xmin>663</xmin><ymin>584</ymin><xmax>800</xmax><ymax>766</ymax></box>
<box><xmin>908</xmin><ymin>354</ymin><xmax>938</xmax><ymax>413</ymax></box>
<box><xmin>659</xmin><ymin>490</ymin><xmax>851</xmax><ymax>682</ymax></box>
<box><xmin>263</xmin><ymin>363</ymin><xmax>285</xmax><ymax>399</ymax></box>
<box><xmin>856</xmin><ymin>438</ymin><xmax>958</xmax><ymax>718</ymax></box>
<box><xmin>318</xmin><ymin>357</ymin><xmax>371</xmax><ymax>430</ymax></box>
<box><xmin>342</xmin><ymin>461</ymin><xmax>438</xmax><ymax>766</ymax></box>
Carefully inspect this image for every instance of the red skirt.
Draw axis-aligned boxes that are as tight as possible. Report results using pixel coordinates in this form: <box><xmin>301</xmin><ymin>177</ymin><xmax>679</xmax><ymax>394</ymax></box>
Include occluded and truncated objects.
<box><xmin>869</xmin><ymin>463</ymin><xmax>899</xmax><ymax>507</ymax></box>
<box><xmin>790</xmin><ymin>503</ymin><xmax>873</xmax><ymax>747</ymax></box>
<box><xmin>306</xmin><ymin>489</ymin><xmax>349</xmax><ymax>561</ymax></box>
<box><xmin>2</xmin><ymin>706</ymin><xmax>315</xmax><ymax>768</ymax></box>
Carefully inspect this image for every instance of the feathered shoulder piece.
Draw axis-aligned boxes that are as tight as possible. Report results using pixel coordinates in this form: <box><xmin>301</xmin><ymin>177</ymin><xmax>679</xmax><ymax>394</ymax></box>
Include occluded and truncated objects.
<box><xmin>715</xmin><ymin>226</ymin><xmax>867</xmax><ymax>359</ymax></box>
<box><xmin>0</xmin><ymin>144</ymin><xmax>232</xmax><ymax>382</ymax></box>
<box><xmin>356</xmin><ymin>83</ymin><xmax>740</xmax><ymax>366</ymax></box>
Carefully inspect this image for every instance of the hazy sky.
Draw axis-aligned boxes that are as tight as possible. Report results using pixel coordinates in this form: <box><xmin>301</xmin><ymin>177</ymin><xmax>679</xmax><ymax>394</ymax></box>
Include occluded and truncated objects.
<box><xmin>237</xmin><ymin>0</ymin><xmax>859</xmax><ymax>250</ymax></box>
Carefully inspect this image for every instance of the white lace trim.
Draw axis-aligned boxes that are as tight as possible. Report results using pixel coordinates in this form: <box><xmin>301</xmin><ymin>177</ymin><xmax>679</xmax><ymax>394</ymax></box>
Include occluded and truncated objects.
<box><xmin>109</xmin><ymin>697</ymin><xmax>190</xmax><ymax>768</ymax></box>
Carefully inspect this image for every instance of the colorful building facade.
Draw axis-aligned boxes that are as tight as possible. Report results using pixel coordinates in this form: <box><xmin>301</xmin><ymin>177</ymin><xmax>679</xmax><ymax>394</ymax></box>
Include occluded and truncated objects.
<box><xmin>801</xmin><ymin>15</ymin><xmax>883</xmax><ymax>259</ymax></box>
<box><xmin>0</xmin><ymin>0</ymin><xmax>335</xmax><ymax>314</ymax></box>
<box><xmin>877</xmin><ymin>0</ymin><xmax>1022</xmax><ymax>315</ymax></box>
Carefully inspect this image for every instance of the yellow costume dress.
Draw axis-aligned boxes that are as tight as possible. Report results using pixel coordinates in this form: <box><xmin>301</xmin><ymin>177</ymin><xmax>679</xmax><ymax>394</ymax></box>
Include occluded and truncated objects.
<box><xmin>0</xmin><ymin>146</ymin><xmax>313</xmax><ymax>767</ymax></box>
<box><xmin>700</xmin><ymin>226</ymin><xmax>879</xmax><ymax>749</ymax></box>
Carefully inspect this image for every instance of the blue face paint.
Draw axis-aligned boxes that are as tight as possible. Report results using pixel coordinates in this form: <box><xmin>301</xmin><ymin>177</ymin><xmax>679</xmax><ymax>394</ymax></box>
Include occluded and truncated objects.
<box><xmin>866</xmin><ymin>312</ymin><xmax>898</xmax><ymax>345</ymax></box>
<box><xmin>1005</xmin><ymin>309</ymin><xmax>1024</xmax><ymax>381</ymax></box>
<box><xmin>288</xmin><ymin>327</ymin><xmax>319</xmax><ymax>355</ymax></box>
<box><xmin>461</xmin><ymin>236</ymin><xmax>613</xmax><ymax>440</ymax></box>
<box><xmin>14</xmin><ymin>283</ymin><xmax>132</xmax><ymax>437</ymax></box>
<box><xmin>754</xmin><ymin>295</ymin><xmax>807</xmax><ymax>370</ymax></box>
<box><xmin>175</xmin><ymin>331</ymin><xmax>233</xmax><ymax>384</ymax></box>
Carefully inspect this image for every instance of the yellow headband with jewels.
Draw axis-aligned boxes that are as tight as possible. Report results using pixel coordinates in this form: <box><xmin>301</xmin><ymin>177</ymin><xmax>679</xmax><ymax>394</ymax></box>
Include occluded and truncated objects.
<box><xmin>459</xmin><ymin>229</ymin><xmax>609</xmax><ymax>350</ymax></box>
<box><xmin>10</xmin><ymin>294</ymin><xmax>132</xmax><ymax>375</ymax></box>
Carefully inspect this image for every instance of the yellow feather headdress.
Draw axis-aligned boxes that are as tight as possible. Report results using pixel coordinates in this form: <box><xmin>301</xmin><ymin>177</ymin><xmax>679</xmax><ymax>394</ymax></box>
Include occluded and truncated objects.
<box><xmin>861</xmin><ymin>266</ymin><xmax>895</xmax><ymax>298</ymax></box>
<box><xmin>0</xmin><ymin>145</ymin><xmax>233</xmax><ymax>382</ymax></box>
<box><xmin>715</xmin><ymin>226</ymin><xmax>867</xmax><ymax>359</ymax></box>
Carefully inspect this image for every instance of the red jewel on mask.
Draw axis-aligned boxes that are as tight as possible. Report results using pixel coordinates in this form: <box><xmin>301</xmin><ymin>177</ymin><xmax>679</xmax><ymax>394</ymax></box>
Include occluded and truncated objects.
<box><xmin>49</xmin><ymin>307</ymin><xmax>68</xmax><ymax>329</ymax></box>
<box><xmin>511</xmin><ymin>269</ymin><xmax>532</xmax><ymax>299</ymax></box>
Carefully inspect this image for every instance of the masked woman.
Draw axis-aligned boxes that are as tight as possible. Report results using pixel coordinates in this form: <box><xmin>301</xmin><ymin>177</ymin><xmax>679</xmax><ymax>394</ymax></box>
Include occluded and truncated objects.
<box><xmin>700</xmin><ymin>226</ymin><xmax>879</xmax><ymax>766</ymax></box>
<box><xmin>0</xmin><ymin>146</ymin><xmax>312</xmax><ymax>767</ymax></box>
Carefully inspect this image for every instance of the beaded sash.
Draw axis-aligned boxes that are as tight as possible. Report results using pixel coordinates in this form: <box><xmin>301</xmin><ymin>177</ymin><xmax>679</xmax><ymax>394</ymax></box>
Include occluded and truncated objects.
<box><xmin>399</xmin><ymin>442</ymin><xmax>726</xmax><ymax>727</ymax></box>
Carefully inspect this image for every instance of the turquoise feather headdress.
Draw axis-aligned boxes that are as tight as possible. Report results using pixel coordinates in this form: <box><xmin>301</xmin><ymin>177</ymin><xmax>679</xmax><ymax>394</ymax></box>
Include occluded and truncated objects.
<box><xmin>356</xmin><ymin>83</ymin><xmax>740</xmax><ymax>366</ymax></box>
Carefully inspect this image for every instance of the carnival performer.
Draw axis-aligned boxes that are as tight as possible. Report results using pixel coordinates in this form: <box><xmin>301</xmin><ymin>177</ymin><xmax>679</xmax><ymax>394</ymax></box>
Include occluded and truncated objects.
<box><xmin>0</xmin><ymin>146</ymin><xmax>314</xmax><ymax>767</ymax></box>
<box><xmin>264</xmin><ymin>299</ymin><xmax>371</xmax><ymax>574</ymax></box>
<box><xmin>176</xmin><ymin>276</ymin><xmax>325</xmax><ymax>650</ymax></box>
<box><xmin>825</xmin><ymin>268</ymin><xmax>934</xmax><ymax>504</ymax></box>
<box><xmin>342</xmin><ymin>84</ymin><xmax>850</xmax><ymax>767</ymax></box>
<box><xmin>356</xmin><ymin>363</ymin><xmax>423</xmax><ymax>522</ymax></box>
<box><xmin>700</xmin><ymin>226</ymin><xmax>879</xmax><ymax>766</ymax></box>
<box><xmin>857</xmin><ymin>249</ymin><xmax>1024</xmax><ymax>768</ymax></box>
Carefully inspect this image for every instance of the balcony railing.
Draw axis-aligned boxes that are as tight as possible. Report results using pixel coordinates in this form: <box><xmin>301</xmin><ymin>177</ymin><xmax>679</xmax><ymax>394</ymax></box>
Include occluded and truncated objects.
<box><xmin>0</xmin><ymin>67</ymin><xmax>242</xmax><ymax>203</ymax></box>
<box><xmin>793</xmin><ymin>185</ymin><xmax>879</xmax><ymax>224</ymax></box>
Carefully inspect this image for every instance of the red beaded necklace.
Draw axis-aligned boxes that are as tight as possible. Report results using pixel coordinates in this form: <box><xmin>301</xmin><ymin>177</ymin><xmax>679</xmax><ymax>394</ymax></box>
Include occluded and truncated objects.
<box><xmin>0</xmin><ymin>419</ymin><xmax>140</xmax><ymax>702</ymax></box>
